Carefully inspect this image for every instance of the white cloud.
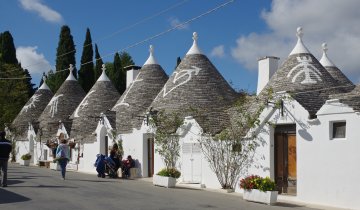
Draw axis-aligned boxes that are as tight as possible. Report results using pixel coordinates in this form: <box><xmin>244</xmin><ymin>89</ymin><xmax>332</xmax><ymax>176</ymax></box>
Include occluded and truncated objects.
<box><xmin>231</xmin><ymin>0</ymin><xmax>360</xmax><ymax>83</ymax></box>
<box><xmin>210</xmin><ymin>45</ymin><xmax>225</xmax><ymax>58</ymax></box>
<box><xmin>16</xmin><ymin>46</ymin><xmax>53</xmax><ymax>76</ymax></box>
<box><xmin>169</xmin><ymin>17</ymin><xmax>189</xmax><ymax>30</ymax></box>
<box><xmin>19</xmin><ymin>0</ymin><xmax>63</xmax><ymax>23</ymax></box>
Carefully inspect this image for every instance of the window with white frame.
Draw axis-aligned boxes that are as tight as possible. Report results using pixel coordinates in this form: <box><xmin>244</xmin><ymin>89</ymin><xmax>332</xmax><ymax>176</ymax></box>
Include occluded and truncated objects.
<box><xmin>331</xmin><ymin>121</ymin><xmax>346</xmax><ymax>139</ymax></box>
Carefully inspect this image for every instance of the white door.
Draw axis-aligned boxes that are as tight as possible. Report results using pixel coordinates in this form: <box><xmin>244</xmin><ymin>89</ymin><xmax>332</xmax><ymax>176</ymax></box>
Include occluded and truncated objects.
<box><xmin>182</xmin><ymin>143</ymin><xmax>201</xmax><ymax>183</ymax></box>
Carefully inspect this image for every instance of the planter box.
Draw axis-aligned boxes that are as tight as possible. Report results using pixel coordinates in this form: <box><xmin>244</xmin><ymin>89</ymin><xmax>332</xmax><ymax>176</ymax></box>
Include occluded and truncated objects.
<box><xmin>19</xmin><ymin>159</ymin><xmax>30</xmax><ymax>166</ymax></box>
<box><xmin>243</xmin><ymin>189</ymin><xmax>278</xmax><ymax>205</ymax></box>
<box><xmin>50</xmin><ymin>162</ymin><xmax>61</xmax><ymax>171</ymax></box>
<box><xmin>153</xmin><ymin>175</ymin><xmax>176</xmax><ymax>188</ymax></box>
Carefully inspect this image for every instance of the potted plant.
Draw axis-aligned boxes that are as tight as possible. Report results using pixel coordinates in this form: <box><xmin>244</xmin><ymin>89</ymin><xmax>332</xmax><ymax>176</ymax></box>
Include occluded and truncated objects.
<box><xmin>20</xmin><ymin>153</ymin><xmax>32</xmax><ymax>166</ymax></box>
<box><xmin>150</xmin><ymin>111</ymin><xmax>183</xmax><ymax>188</ymax></box>
<box><xmin>153</xmin><ymin>168</ymin><xmax>181</xmax><ymax>188</ymax></box>
<box><xmin>240</xmin><ymin>175</ymin><xmax>278</xmax><ymax>205</ymax></box>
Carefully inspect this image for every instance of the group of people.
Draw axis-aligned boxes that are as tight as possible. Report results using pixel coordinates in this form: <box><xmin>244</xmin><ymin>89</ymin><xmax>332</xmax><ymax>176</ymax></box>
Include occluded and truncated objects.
<box><xmin>0</xmin><ymin>130</ymin><xmax>135</xmax><ymax>186</ymax></box>
<box><xmin>95</xmin><ymin>143</ymin><xmax>135</xmax><ymax>179</ymax></box>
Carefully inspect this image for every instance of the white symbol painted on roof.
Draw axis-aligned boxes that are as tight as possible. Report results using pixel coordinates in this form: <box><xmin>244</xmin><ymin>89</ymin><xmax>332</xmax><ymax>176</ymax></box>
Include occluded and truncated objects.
<box><xmin>113</xmin><ymin>72</ymin><xmax>143</xmax><ymax>108</ymax></box>
<box><xmin>162</xmin><ymin>66</ymin><xmax>201</xmax><ymax>98</ymax></box>
<box><xmin>73</xmin><ymin>90</ymin><xmax>96</xmax><ymax>118</ymax></box>
<box><xmin>49</xmin><ymin>94</ymin><xmax>63</xmax><ymax>118</ymax></box>
<box><xmin>287</xmin><ymin>56</ymin><xmax>322</xmax><ymax>84</ymax></box>
<box><xmin>21</xmin><ymin>94</ymin><xmax>41</xmax><ymax>114</ymax></box>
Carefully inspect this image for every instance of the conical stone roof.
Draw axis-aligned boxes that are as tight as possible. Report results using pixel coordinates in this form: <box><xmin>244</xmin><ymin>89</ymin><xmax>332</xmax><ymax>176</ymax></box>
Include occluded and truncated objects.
<box><xmin>329</xmin><ymin>84</ymin><xmax>360</xmax><ymax>112</ymax></box>
<box><xmin>37</xmin><ymin>65</ymin><xmax>86</xmax><ymax>141</ymax></box>
<box><xmin>319</xmin><ymin>43</ymin><xmax>353</xmax><ymax>86</ymax></box>
<box><xmin>11</xmin><ymin>78</ymin><xmax>53</xmax><ymax>140</ymax></box>
<box><xmin>259</xmin><ymin>27</ymin><xmax>348</xmax><ymax>118</ymax></box>
<box><xmin>71</xmin><ymin>64</ymin><xmax>120</xmax><ymax>143</ymax></box>
<box><xmin>150</xmin><ymin>33</ymin><xmax>238</xmax><ymax>135</ymax></box>
<box><xmin>112</xmin><ymin>45</ymin><xmax>168</xmax><ymax>134</ymax></box>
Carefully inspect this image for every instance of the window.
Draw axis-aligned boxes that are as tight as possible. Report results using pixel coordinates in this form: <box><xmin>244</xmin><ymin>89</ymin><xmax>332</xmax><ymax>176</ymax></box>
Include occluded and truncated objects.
<box><xmin>332</xmin><ymin>121</ymin><xmax>346</xmax><ymax>139</ymax></box>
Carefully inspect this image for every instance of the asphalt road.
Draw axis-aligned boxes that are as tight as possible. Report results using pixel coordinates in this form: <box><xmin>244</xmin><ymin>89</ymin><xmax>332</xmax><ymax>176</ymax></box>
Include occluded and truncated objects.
<box><xmin>0</xmin><ymin>163</ymin><xmax>318</xmax><ymax>210</ymax></box>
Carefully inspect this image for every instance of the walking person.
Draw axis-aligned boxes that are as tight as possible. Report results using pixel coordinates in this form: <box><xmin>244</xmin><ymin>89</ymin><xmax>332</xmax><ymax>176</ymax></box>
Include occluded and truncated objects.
<box><xmin>0</xmin><ymin>131</ymin><xmax>12</xmax><ymax>187</ymax></box>
<box><xmin>55</xmin><ymin>133</ymin><xmax>70</xmax><ymax>180</ymax></box>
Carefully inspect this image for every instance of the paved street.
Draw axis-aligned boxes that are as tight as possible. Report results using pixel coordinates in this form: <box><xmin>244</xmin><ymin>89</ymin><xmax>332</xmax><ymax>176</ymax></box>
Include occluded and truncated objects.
<box><xmin>1</xmin><ymin>164</ymin><xmax>318</xmax><ymax>210</ymax></box>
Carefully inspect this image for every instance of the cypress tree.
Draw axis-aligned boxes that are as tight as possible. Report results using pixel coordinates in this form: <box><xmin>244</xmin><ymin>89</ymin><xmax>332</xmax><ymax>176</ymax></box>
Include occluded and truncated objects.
<box><xmin>110</xmin><ymin>53</ymin><xmax>124</xmax><ymax>93</ymax></box>
<box><xmin>48</xmin><ymin>25</ymin><xmax>76</xmax><ymax>92</ymax></box>
<box><xmin>78</xmin><ymin>28</ymin><xmax>94</xmax><ymax>92</ymax></box>
<box><xmin>94</xmin><ymin>44</ymin><xmax>103</xmax><ymax>81</ymax></box>
<box><xmin>39</xmin><ymin>72</ymin><xmax>46</xmax><ymax>87</ymax></box>
<box><xmin>176</xmin><ymin>57</ymin><xmax>181</xmax><ymax>67</ymax></box>
<box><xmin>0</xmin><ymin>31</ymin><xmax>18</xmax><ymax>64</ymax></box>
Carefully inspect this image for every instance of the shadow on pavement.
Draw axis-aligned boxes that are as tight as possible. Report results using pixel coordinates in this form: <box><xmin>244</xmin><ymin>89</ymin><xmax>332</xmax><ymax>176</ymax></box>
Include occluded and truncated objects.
<box><xmin>69</xmin><ymin>179</ymin><xmax>118</xmax><ymax>183</ymax></box>
<box><xmin>275</xmin><ymin>202</ymin><xmax>307</xmax><ymax>208</ymax></box>
<box><xmin>0</xmin><ymin>188</ymin><xmax>31</xmax><ymax>204</ymax></box>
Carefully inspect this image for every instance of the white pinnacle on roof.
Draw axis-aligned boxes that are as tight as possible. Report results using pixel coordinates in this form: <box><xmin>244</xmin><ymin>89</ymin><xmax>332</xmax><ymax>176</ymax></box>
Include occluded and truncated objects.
<box><xmin>39</xmin><ymin>75</ymin><xmax>50</xmax><ymax>90</ymax></box>
<box><xmin>186</xmin><ymin>32</ymin><xmax>202</xmax><ymax>55</ymax></box>
<box><xmin>97</xmin><ymin>64</ymin><xmax>110</xmax><ymax>81</ymax></box>
<box><xmin>289</xmin><ymin>27</ymin><xmax>310</xmax><ymax>55</ymax></box>
<box><xmin>319</xmin><ymin>43</ymin><xmax>335</xmax><ymax>67</ymax></box>
<box><xmin>143</xmin><ymin>45</ymin><xmax>158</xmax><ymax>65</ymax></box>
<box><xmin>66</xmin><ymin>64</ymin><xmax>77</xmax><ymax>81</ymax></box>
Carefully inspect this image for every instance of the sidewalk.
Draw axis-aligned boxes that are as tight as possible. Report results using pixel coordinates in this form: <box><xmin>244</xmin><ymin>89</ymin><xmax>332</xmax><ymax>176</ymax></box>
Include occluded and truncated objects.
<box><xmin>137</xmin><ymin>177</ymin><xmax>349</xmax><ymax>210</ymax></box>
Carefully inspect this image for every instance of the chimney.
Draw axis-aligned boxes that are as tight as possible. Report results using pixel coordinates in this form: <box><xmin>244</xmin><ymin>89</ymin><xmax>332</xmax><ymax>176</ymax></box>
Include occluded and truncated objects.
<box><xmin>257</xmin><ymin>56</ymin><xmax>279</xmax><ymax>95</ymax></box>
<box><xmin>124</xmin><ymin>65</ymin><xmax>141</xmax><ymax>88</ymax></box>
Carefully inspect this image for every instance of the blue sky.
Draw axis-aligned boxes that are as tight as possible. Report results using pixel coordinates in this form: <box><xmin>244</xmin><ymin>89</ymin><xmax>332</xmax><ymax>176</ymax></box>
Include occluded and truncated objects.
<box><xmin>1</xmin><ymin>0</ymin><xmax>360</xmax><ymax>93</ymax></box>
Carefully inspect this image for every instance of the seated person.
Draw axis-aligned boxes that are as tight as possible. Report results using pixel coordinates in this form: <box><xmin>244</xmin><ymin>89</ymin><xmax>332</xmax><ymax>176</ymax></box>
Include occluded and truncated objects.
<box><xmin>122</xmin><ymin>155</ymin><xmax>135</xmax><ymax>178</ymax></box>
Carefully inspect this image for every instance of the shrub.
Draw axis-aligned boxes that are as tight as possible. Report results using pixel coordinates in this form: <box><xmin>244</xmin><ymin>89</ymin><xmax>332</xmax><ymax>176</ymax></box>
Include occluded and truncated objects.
<box><xmin>240</xmin><ymin>175</ymin><xmax>276</xmax><ymax>192</ymax></box>
<box><xmin>157</xmin><ymin>168</ymin><xmax>181</xmax><ymax>178</ymax></box>
<box><xmin>21</xmin><ymin>153</ymin><xmax>31</xmax><ymax>160</ymax></box>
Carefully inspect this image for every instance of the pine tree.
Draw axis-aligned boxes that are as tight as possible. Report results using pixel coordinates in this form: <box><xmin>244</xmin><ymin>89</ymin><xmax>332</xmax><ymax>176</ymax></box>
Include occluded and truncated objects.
<box><xmin>94</xmin><ymin>44</ymin><xmax>103</xmax><ymax>81</ymax></box>
<box><xmin>0</xmin><ymin>31</ymin><xmax>18</xmax><ymax>64</ymax></box>
<box><xmin>119</xmin><ymin>52</ymin><xmax>135</xmax><ymax>67</ymax></box>
<box><xmin>0</xmin><ymin>63</ymin><xmax>32</xmax><ymax>130</ymax></box>
<box><xmin>78</xmin><ymin>28</ymin><xmax>94</xmax><ymax>92</ymax></box>
<box><xmin>48</xmin><ymin>25</ymin><xmax>76</xmax><ymax>92</ymax></box>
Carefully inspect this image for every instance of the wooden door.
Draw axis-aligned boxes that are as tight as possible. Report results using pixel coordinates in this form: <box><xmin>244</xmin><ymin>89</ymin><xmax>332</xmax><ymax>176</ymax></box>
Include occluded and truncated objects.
<box><xmin>147</xmin><ymin>138</ymin><xmax>154</xmax><ymax>177</ymax></box>
<box><xmin>275</xmin><ymin>131</ymin><xmax>297</xmax><ymax>195</ymax></box>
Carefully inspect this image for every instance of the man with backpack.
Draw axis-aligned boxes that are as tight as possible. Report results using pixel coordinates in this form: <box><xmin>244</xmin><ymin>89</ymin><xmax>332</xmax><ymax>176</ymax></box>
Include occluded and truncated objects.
<box><xmin>0</xmin><ymin>131</ymin><xmax>12</xmax><ymax>187</ymax></box>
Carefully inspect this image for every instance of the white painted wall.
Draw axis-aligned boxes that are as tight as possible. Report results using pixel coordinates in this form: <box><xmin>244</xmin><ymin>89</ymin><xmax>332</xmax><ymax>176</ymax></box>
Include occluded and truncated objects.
<box><xmin>242</xmin><ymin>95</ymin><xmax>360</xmax><ymax>209</ymax></box>
<box><xmin>257</xmin><ymin>56</ymin><xmax>279</xmax><ymax>95</ymax></box>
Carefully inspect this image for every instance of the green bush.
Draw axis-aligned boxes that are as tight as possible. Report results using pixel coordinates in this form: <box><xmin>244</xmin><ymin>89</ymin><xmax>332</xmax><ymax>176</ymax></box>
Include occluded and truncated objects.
<box><xmin>157</xmin><ymin>168</ymin><xmax>181</xmax><ymax>178</ymax></box>
<box><xmin>21</xmin><ymin>153</ymin><xmax>31</xmax><ymax>160</ymax></box>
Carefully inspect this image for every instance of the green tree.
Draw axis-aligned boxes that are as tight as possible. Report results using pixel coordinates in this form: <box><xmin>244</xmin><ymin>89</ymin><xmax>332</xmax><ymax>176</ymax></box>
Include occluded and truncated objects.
<box><xmin>48</xmin><ymin>25</ymin><xmax>76</xmax><ymax>92</ymax></box>
<box><xmin>78</xmin><ymin>28</ymin><xmax>94</xmax><ymax>92</ymax></box>
<box><xmin>119</xmin><ymin>52</ymin><xmax>134</xmax><ymax>68</ymax></box>
<box><xmin>0</xmin><ymin>31</ymin><xmax>18</xmax><ymax>64</ymax></box>
<box><xmin>24</xmin><ymin>69</ymin><xmax>36</xmax><ymax>96</ymax></box>
<box><xmin>111</xmin><ymin>52</ymin><xmax>124</xmax><ymax>93</ymax></box>
<box><xmin>0</xmin><ymin>63</ymin><xmax>32</xmax><ymax>130</ymax></box>
<box><xmin>94</xmin><ymin>44</ymin><xmax>103</xmax><ymax>81</ymax></box>
<box><xmin>176</xmin><ymin>57</ymin><xmax>181</xmax><ymax>67</ymax></box>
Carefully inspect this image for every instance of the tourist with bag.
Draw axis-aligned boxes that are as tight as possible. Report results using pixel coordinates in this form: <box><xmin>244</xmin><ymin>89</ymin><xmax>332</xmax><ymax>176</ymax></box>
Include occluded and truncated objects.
<box><xmin>55</xmin><ymin>133</ymin><xmax>70</xmax><ymax>180</ymax></box>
